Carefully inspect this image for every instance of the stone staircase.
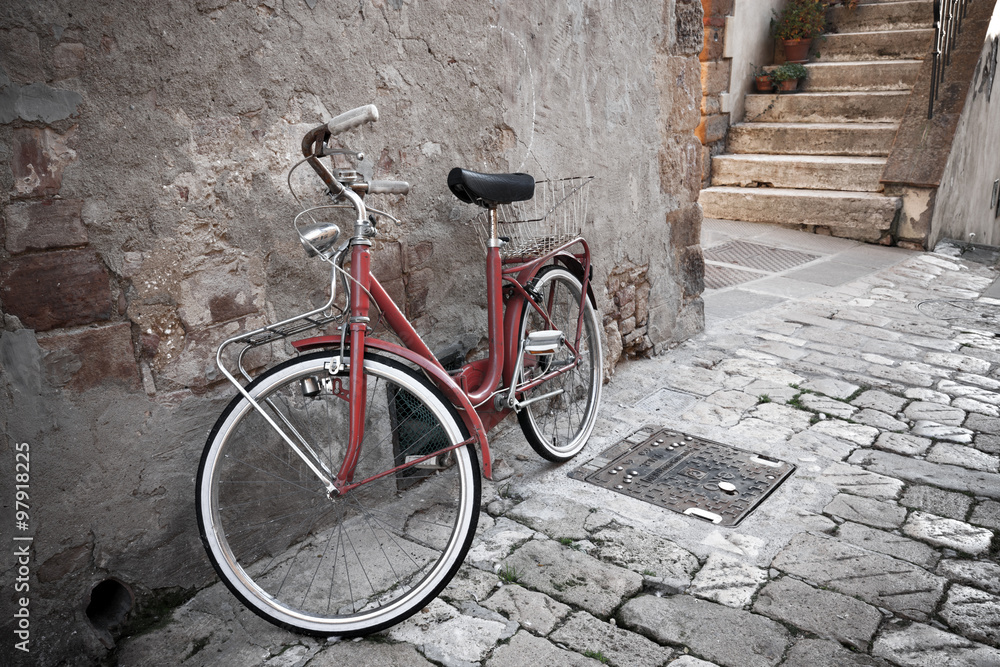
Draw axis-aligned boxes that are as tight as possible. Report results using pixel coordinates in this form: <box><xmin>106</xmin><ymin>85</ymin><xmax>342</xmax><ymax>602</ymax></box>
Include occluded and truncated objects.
<box><xmin>699</xmin><ymin>0</ymin><xmax>935</xmax><ymax>243</ymax></box>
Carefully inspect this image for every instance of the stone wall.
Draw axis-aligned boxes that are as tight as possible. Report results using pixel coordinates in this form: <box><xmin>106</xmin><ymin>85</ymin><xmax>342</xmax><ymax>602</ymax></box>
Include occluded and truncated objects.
<box><xmin>929</xmin><ymin>6</ymin><xmax>1000</xmax><ymax>247</ymax></box>
<box><xmin>0</xmin><ymin>1</ymin><xmax>704</xmax><ymax>663</ymax></box>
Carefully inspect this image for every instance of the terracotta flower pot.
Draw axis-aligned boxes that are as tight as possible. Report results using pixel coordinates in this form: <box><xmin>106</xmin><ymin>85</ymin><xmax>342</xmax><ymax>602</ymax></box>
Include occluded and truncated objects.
<box><xmin>777</xmin><ymin>78</ymin><xmax>799</xmax><ymax>92</ymax></box>
<box><xmin>755</xmin><ymin>75</ymin><xmax>773</xmax><ymax>92</ymax></box>
<box><xmin>783</xmin><ymin>38</ymin><xmax>812</xmax><ymax>64</ymax></box>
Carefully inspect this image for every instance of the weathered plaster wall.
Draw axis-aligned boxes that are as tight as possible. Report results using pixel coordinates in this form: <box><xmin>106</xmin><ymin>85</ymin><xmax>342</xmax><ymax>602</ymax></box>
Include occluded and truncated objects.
<box><xmin>0</xmin><ymin>1</ymin><xmax>704</xmax><ymax>664</ymax></box>
<box><xmin>930</xmin><ymin>6</ymin><xmax>1000</xmax><ymax>247</ymax></box>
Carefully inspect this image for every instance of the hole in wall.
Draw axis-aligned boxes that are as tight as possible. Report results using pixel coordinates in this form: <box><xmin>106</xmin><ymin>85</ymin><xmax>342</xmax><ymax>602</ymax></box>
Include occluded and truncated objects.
<box><xmin>86</xmin><ymin>578</ymin><xmax>134</xmax><ymax>635</ymax></box>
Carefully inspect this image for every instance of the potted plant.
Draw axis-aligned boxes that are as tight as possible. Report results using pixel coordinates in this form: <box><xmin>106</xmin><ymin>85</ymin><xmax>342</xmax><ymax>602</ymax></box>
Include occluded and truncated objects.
<box><xmin>751</xmin><ymin>64</ymin><xmax>773</xmax><ymax>92</ymax></box>
<box><xmin>771</xmin><ymin>0</ymin><xmax>827</xmax><ymax>63</ymax></box>
<box><xmin>769</xmin><ymin>63</ymin><xmax>808</xmax><ymax>92</ymax></box>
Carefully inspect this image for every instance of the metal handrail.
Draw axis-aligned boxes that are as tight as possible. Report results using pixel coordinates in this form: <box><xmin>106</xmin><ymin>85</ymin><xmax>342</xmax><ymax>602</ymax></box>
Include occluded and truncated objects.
<box><xmin>928</xmin><ymin>0</ymin><xmax>974</xmax><ymax>118</ymax></box>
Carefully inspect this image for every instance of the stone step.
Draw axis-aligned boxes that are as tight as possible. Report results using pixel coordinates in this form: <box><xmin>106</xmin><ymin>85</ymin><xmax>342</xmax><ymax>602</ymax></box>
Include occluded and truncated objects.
<box><xmin>744</xmin><ymin>91</ymin><xmax>909</xmax><ymax>123</ymax></box>
<box><xmin>711</xmin><ymin>154</ymin><xmax>887</xmax><ymax>192</ymax></box>
<box><xmin>817</xmin><ymin>28</ymin><xmax>934</xmax><ymax>61</ymax></box>
<box><xmin>829</xmin><ymin>1</ymin><xmax>934</xmax><ymax>32</ymax></box>
<box><xmin>801</xmin><ymin>60</ymin><xmax>922</xmax><ymax>91</ymax></box>
<box><xmin>727</xmin><ymin>122</ymin><xmax>898</xmax><ymax>157</ymax></box>
<box><xmin>699</xmin><ymin>186</ymin><xmax>901</xmax><ymax>243</ymax></box>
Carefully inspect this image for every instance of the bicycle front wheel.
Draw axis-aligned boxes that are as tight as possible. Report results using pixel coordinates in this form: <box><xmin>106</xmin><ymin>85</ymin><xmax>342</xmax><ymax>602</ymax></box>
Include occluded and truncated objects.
<box><xmin>197</xmin><ymin>351</ymin><xmax>480</xmax><ymax>636</ymax></box>
<box><xmin>517</xmin><ymin>265</ymin><xmax>603</xmax><ymax>461</ymax></box>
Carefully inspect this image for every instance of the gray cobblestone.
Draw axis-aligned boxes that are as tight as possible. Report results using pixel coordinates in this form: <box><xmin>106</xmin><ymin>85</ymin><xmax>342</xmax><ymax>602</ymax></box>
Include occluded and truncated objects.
<box><xmin>501</xmin><ymin>539</ymin><xmax>642</xmax><ymax>618</ymax></box>
<box><xmin>952</xmin><ymin>397</ymin><xmax>1000</xmax><ymax>417</ymax></box>
<box><xmin>809</xmin><ymin>420</ymin><xmax>880</xmax><ymax>447</ymax></box>
<box><xmin>938</xmin><ymin>559</ymin><xmax>1000</xmax><ymax>596</ymax></box>
<box><xmin>799</xmin><ymin>378</ymin><xmax>861</xmax><ymax>400</ymax></box>
<box><xmin>905</xmin><ymin>387</ymin><xmax>952</xmax><ymax>404</ymax></box>
<box><xmin>852</xmin><ymin>389</ymin><xmax>908</xmax><ymax>413</ymax></box>
<box><xmin>924</xmin><ymin>352</ymin><xmax>992</xmax><ymax>374</ymax></box>
<box><xmin>927</xmin><ymin>443</ymin><xmax>1000</xmax><ymax>473</ymax></box>
<box><xmin>752</xmin><ymin>576</ymin><xmax>882</xmax><ymax>650</ymax></box>
<box><xmin>824</xmin><ymin>493</ymin><xmax>907</xmax><ymax>529</ymax></box>
<box><xmin>688</xmin><ymin>553</ymin><xmax>768</xmax><ymax>608</ymax></box>
<box><xmin>548</xmin><ymin>611</ymin><xmax>672</xmax><ymax>667</ymax></box>
<box><xmin>848</xmin><ymin>449</ymin><xmax>1000</xmax><ymax>500</ymax></box>
<box><xmin>874</xmin><ymin>432</ymin><xmax>932</xmax><ymax>456</ymax></box>
<box><xmin>771</xmin><ymin>533</ymin><xmax>945</xmax><ymax>620</ymax></box>
<box><xmin>941</xmin><ymin>585</ymin><xmax>1000</xmax><ymax>648</ymax></box>
<box><xmin>485</xmin><ymin>630</ymin><xmax>603</xmax><ymax>667</ymax></box>
<box><xmin>799</xmin><ymin>393</ymin><xmax>857</xmax><ymax>419</ymax></box>
<box><xmin>902</xmin><ymin>512</ymin><xmax>994</xmax><ymax>555</ymax></box>
<box><xmin>855</xmin><ymin>409</ymin><xmax>909</xmax><ymax>431</ymax></box>
<box><xmin>779</xmin><ymin>639</ymin><xmax>891</xmax><ymax>667</ymax></box>
<box><xmin>905</xmin><ymin>402</ymin><xmax>967</xmax><ymax>426</ymax></box>
<box><xmin>837</xmin><ymin>521</ymin><xmax>940</xmax><ymax>570</ymax></box>
<box><xmin>482</xmin><ymin>585</ymin><xmax>571</xmax><ymax>636</ymax></box>
<box><xmin>819</xmin><ymin>463</ymin><xmax>903</xmax><ymax>499</ymax></box>
<box><xmin>910</xmin><ymin>421</ymin><xmax>974</xmax><ymax>443</ymax></box>
<box><xmin>965</xmin><ymin>413</ymin><xmax>1000</xmax><ymax>435</ymax></box>
<box><xmin>970</xmin><ymin>500</ymin><xmax>1000</xmax><ymax>531</ymax></box>
<box><xmin>619</xmin><ymin>595</ymin><xmax>791</xmax><ymax>667</ymax></box>
<box><xmin>900</xmin><ymin>485</ymin><xmax>972</xmax><ymax>521</ymax></box>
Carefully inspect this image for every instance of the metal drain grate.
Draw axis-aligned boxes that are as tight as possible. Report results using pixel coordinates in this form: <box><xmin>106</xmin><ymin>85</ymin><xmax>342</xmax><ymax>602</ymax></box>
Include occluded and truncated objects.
<box><xmin>704</xmin><ymin>265</ymin><xmax>766</xmax><ymax>290</ymax></box>
<box><xmin>569</xmin><ymin>427</ymin><xmax>795</xmax><ymax>526</ymax></box>
<box><xmin>704</xmin><ymin>241</ymin><xmax>819</xmax><ymax>273</ymax></box>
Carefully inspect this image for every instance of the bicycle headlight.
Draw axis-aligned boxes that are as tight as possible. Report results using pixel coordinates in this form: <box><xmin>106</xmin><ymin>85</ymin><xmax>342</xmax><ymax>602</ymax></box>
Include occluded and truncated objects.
<box><xmin>299</xmin><ymin>222</ymin><xmax>341</xmax><ymax>257</ymax></box>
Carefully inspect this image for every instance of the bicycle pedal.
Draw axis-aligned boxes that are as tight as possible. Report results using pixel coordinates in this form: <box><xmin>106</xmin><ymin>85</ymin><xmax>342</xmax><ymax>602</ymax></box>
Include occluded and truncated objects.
<box><xmin>525</xmin><ymin>330</ymin><xmax>564</xmax><ymax>355</ymax></box>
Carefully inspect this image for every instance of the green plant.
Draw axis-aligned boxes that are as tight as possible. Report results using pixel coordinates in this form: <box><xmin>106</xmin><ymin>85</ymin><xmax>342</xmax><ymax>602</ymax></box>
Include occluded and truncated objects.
<box><xmin>771</xmin><ymin>0</ymin><xmax>827</xmax><ymax>40</ymax></box>
<box><xmin>750</xmin><ymin>63</ymin><xmax>770</xmax><ymax>78</ymax></box>
<box><xmin>584</xmin><ymin>649</ymin><xmax>611</xmax><ymax>664</ymax></box>
<box><xmin>758</xmin><ymin>394</ymin><xmax>772</xmax><ymax>404</ymax></box>
<box><xmin>769</xmin><ymin>63</ymin><xmax>808</xmax><ymax>83</ymax></box>
<box><xmin>498</xmin><ymin>563</ymin><xmax>519</xmax><ymax>583</ymax></box>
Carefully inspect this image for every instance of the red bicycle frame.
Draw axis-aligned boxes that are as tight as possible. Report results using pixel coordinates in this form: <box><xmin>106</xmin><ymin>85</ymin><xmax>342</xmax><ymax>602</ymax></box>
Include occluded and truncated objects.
<box><xmin>292</xmin><ymin>124</ymin><xmax>593</xmax><ymax>491</ymax></box>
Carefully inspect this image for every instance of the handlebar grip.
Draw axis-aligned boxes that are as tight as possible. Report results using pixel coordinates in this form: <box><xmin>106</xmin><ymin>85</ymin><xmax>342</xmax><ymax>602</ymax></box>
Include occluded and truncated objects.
<box><xmin>326</xmin><ymin>104</ymin><xmax>379</xmax><ymax>135</ymax></box>
<box><xmin>368</xmin><ymin>180</ymin><xmax>410</xmax><ymax>195</ymax></box>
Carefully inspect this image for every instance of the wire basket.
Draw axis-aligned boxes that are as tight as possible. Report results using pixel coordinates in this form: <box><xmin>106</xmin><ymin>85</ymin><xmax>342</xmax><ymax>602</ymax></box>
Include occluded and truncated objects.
<box><xmin>469</xmin><ymin>176</ymin><xmax>593</xmax><ymax>259</ymax></box>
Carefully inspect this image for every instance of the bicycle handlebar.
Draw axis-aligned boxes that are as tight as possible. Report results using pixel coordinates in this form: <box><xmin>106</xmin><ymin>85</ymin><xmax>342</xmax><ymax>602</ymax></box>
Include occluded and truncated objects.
<box><xmin>326</xmin><ymin>104</ymin><xmax>379</xmax><ymax>136</ymax></box>
<box><xmin>368</xmin><ymin>180</ymin><xmax>410</xmax><ymax>196</ymax></box>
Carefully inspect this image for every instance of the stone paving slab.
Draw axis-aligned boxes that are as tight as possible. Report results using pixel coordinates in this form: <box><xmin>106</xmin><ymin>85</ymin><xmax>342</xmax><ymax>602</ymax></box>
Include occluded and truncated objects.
<box><xmin>500</xmin><ymin>538</ymin><xmax>643</xmax><ymax>618</ymax></box>
<box><xmin>548</xmin><ymin>611</ymin><xmax>673</xmax><ymax>667</ymax></box>
<box><xmin>619</xmin><ymin>595</ymin><xmax>791</xmax><ymax>667</ymax></box>
<box><xmin>752</xmin><ymin>576</ymin><xmax>882</xmax><ymax>650</ymax></box>
<box><xmin>771</xmin><ymin>532</ymin><xmax>945</xmax><ymax>620</ymax></box>
<box><xmin>901</xmin><ymin>511</ymin><xmax>994</xmax><ymax>555</ymax></box>
<box><xmin>940</xmin><ymin>585</ymin><xmax>1000</xmax><ymax>648</ymax></box>
<box><xmin>872</xmin><ymin>621</ymin><xmax>1000</xmax><ymax>667</ymax></box>
<box><xmin>485</xmin><ymin>630</ymin><xmax>604</xmax><ymax>667</ymax></box>
<box><xmin>837</xmin><ymin>521</ymin><xmax>940</xmax><ymax>570</ymax></box>
<box><xmin>779</xmin><ymin>639</ymin><xmax>892</xmax><ymax>667</ymax></box>
<box><xmin>848</xmin><ymin>449</ymin><xmax>1000</xmax><ymax>500</ymax></box>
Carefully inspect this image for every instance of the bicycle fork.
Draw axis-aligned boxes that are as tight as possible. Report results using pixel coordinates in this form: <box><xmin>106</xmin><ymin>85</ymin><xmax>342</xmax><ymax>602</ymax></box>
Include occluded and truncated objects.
<box><xmin>333</xmin><ymin>240</ymin><xmax>373</xmax><ymax>495</ymax></box>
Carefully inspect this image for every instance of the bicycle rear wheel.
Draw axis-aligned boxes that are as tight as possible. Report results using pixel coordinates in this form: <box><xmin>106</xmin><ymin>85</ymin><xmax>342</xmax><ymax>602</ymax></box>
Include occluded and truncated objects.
<box><xmin>197</xmin><ymin>350</ymin><xmax>480</xmax><ymax>636</ymax></box>
<box><xmin>517</xmin><ymin>265</ymin><xmax>603</xmax><ymax>461</ymax></box>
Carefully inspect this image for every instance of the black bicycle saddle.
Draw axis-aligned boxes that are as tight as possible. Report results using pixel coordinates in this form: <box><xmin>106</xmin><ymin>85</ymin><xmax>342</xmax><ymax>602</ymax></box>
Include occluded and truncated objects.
<box><xmin>448</xmin><ymin>168</ymin><xmax>535</xmax><ymax>208</ymax></box>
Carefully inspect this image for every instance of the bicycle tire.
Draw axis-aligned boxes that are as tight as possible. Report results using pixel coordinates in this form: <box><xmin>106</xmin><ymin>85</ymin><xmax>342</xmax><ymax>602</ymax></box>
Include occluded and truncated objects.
<box><xmin>197</xmin><ymin>350</ymin><xmax>480</xmax><ymax>636</ymax></box>
<box><xmin>516</xmin><ymin>265</ymin><xmax>603</xmax><ymax>461</ymax></box>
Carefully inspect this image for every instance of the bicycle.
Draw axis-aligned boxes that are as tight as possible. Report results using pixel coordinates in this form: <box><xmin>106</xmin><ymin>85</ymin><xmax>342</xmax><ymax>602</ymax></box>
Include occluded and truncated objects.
<box><xmin>195</xmin><ymin>104</ymin><xmax>603</xmax><ymax>637</ymax></box>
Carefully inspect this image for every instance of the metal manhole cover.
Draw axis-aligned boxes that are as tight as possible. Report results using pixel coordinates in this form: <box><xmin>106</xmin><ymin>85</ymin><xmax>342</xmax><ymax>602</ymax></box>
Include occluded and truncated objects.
<box><xmin>704</xmin><ymin>264</ymin><xmax>766</xmax><ymax>290</ymax></box>
<box><xmin>704</xmin><ymin>241</ymin><xmax>819</xmax><ymax>273</ymax></box>
<box><xmin>569</xmin><ymin>428</ymin><xmax>795</xmax><ymax>526</ymax></box>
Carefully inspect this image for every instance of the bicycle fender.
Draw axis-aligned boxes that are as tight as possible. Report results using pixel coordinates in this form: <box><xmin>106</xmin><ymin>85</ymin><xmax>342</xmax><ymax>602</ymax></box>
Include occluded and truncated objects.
<box><xmin>291</xmin><ymin>335</ymin><xmax>494</xmax><ymax>480</ymax></box>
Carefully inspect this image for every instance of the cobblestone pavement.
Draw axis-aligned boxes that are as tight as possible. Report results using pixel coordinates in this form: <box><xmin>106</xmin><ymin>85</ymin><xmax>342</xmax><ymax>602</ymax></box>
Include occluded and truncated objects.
<box><xmin>114</xmin><ymin>225</ymin><xmax>1000</xmax><ymax>666</ymax></box>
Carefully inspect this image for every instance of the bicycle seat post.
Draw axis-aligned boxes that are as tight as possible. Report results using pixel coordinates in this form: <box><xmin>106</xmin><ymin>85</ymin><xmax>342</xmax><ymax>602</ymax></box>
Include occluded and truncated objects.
<box><xmin>487</xmin><ymin>206</ymin><xmax>501</xmax><ymax>248</ymax></box>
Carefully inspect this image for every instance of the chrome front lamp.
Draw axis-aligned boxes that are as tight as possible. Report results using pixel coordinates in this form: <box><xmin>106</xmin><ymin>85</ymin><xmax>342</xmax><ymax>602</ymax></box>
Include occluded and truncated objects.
<box><xmin>298</xmin><ymin>222</ymin><xmax>341</xmax><ymax>257</ymax></box>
